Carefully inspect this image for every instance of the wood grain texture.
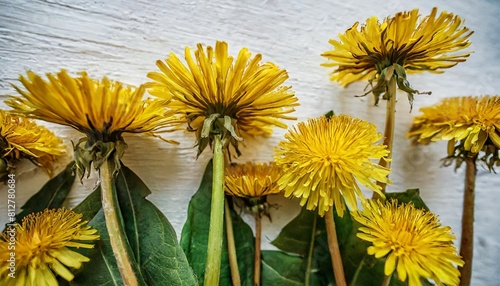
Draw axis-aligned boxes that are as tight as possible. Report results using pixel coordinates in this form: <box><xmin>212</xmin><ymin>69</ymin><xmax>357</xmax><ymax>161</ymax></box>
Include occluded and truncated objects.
<box><xmin>1</xmin><ymin>1</ymin><xmax>499</xmax><ymax>284</ymax></box>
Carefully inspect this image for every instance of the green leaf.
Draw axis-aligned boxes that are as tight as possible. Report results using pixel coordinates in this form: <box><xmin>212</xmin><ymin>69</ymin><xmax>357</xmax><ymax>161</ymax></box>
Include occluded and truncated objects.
<box><xmin>116</xmin><ymin>165</ymin><xmax>197</xmax><ymax>285</ymax></box>
<box><xmin>180</xmin><ymin>160</ymin><xmax>255</xmax><ymax>286</ymax></box>
<box><xmin>324</xmin><ymin>110</ymin><xmax>335</xmax><ymax>118</ymax></box>
<box><xmin>261</xmin><ymin>251</ymin><xmax>304</xmax><ymax>286</ymax></box>
<box><xmin>71</xmin><ymin>208</ymin><xmax>125</xmax><ymax>286</ymax></box>
<box><xmin>16</xmin><ymin>161</ymin><xmax>76</xmax><ymax>221</ymax></box>
<box><xmin>227</xmin><ymin>197</ymin><xmax>255</xmax><ymax>286</ymax></box>
<box><xmin>386</xmin><ymin>189</ymin><xmax>429</xmax><ymax>210</ymax></box>
<box><xmin>73</xmin><ymin>164</ymin><xmax>197</xmax><ymax>285</ymax></box>
<box><xmin>272</xmin><ymin>207</ymin><xmax>322</xmax><ymax>256</ymax></box>
<box><xmin>72</xmin><ymin>187</ymin><xmax>101</xmax><ymax>221</ymax></box>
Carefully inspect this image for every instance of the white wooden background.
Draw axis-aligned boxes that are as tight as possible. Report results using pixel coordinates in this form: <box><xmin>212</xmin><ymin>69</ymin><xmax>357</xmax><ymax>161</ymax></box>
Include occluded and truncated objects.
<box><xmin>1</xmin><ymin>0</ymin><xmax>499</xmax><ymax>284</ymax></box>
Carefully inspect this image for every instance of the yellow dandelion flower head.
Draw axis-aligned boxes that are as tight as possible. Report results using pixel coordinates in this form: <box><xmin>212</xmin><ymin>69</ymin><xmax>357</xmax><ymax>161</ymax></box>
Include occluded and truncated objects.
<box><xmin>147</xmin><ymin>41</ymin><xmax>299</xmax><ymax>157</ymax></box>
<box><xmin>0</xmin><ymin>208</ymin><xmax>99</xmax><ymax>285</ymax></box>
<box><xmin>408</xmin><ymin>96</ymin><xmax>500</xmax><ymax>152</ymax></box>
<box><xmin>322</xmin><ymin>7</ymin><xmax>473</xmax><ymax>87</ymax></box>
<box><xmin>352</xmin><ymin>200</ymin><xmax>464</xmax><ymax>286</ymax></box>
<box><xmin>274</xmin><ymin>115</ymin><xmax>391</xmax><ymax>217</ymax></box>
<box><xmin>408</xmin><ymin>96</ymin><xmax>500</xmax><ymax>169</ymax></box>
<box><xmin>6</xmin><ymin>69</ymin><xmax>180</xmax><ymax>144</ymax></box>
<box><xmin>225</xmin><ymin>161</ymin><xmax>282</xmax><ymax>198</ymax></box>
<box><xmin>0</xmin><ymin>110</ymin><xmax>65</xmax><ymax>175</ymax></box>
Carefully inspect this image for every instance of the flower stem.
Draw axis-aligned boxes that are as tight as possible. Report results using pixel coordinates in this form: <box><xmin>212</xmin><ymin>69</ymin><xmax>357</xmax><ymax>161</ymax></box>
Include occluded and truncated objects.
<box><xmin>204</xmin><ymin>135</ymin><xmax>225</xmax><ymax>286</ymax></box>
<box><xmin>254</xmin><ymin>213</ymin><xmax>262</xmax><ymax>286</ymax></box>
<box><xmin>459</xmin><ymin>155</ymin><xmax>477</xmax><ymax>286</ymax></box>
<box><xmin>374</xmin><ymin>75</ymin><xmax>397</xmax><ymax>198</ymax></box>
<box><xmin>381</xmin><ymin>274</ymin><xmax>392</xmax><ymax>286</ymax></box>
<box><xmin>325</xmin><ymin>208</ymin><xmax>346</xmax><ymax>286</ymax></box>
<box><xmin>305</xmin><ymin>212</ymin><xmax>318</xmax><ymax>286</ymax></box>
<box><xmin>100</xmin><ymin>159</ymin><xmax>138</xmax><ymax>286</ymax></box>
<box><xmin>225</xmin><ymin>199</ymin><xmax>241</xmax><ymax>286</ymax></box>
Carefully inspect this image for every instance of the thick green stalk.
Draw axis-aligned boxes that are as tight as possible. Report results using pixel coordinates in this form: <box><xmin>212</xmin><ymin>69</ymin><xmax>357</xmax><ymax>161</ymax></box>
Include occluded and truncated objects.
<box><xmin>325</xmin><ymin>208</ymin><xmax>346</xmax><ymax>286</ymax></box>
<box><xmin>204</xmin><ymin>135</ymin><xmax>225</xmax><ymax>285</ymax></box>
<box><xmin>225</xmin><ymin>200</ymin><xmax>241</xmax><ymax>286</ymax></box>
<box><xmin>374</xmin><ymin>75</ymin><xmax>397</xmax><ymax>198</ymax></box>
<box><xmin>100</xmin><ymin>159</ymin><xmax>138</xmax><ymax>286</ymax></box>
<box><xmin>305</xmin><ymin>213</ymin><xmax>318</xmax><ymax>286</ymax></box>
<box><xmin>459</xmin><ymin>156</ymin><xmax>477</xmax><ymax>286</ymax></box>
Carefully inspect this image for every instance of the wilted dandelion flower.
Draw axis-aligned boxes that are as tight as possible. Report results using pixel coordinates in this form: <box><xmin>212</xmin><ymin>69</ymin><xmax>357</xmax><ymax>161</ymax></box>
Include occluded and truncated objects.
<box><xmin>408</xmin><ymin>96</ymin><xmax>500</xmax><ymax>169</ymax></box>
<box><xmin>147</xmin><ymin>41</ymin><xmax>299</xmax><ymax>157</ymax></box>
<box><xmin>352</xmin><ymin>200</ymin><xmax>464</xmax><ymax>286</ymax></box>
<box><xmin>274</xmin><ymin>115</ymin><xmax>391</xmax><ymax>216</ymax></box>
<box><xmin>6</xmin><ymin>70</ymin><xmax>180</xmax><ymax>176</ymax></box>
<box><xmin>322</xmin><ymin>7</ymin><xmax>472</xmax><ymax>105</ymax></box>
<box><xmin>0</xmin><ymin>110</ymin><xmax>64</xmax><ymax>176</ymax></box>
<box><xmin>0</xmin><ymin>209</ymin><xmax>99</xmax><ymax>286</ymax></box>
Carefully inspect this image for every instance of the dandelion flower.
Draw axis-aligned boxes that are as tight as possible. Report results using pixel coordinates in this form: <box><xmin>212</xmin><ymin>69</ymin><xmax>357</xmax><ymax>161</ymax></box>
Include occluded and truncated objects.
<box><xmin>225</xmin><ymin>162</ymin><xmax>282</xmax><ymax>198</ymax></box>
<box><xmin>6</xmin><ymin>70</ymin><xmax>180</xmax><ymax>176</ymax></box>
<box><xmin>322</xmin><ymin>7</ymin><xmax>472</xmax><ymax>105</ymax></box>
<box><xmin>0</xmin><ymin>110</ymin><xmax>64</xmax><ymax>176</ymax></box>
<box><xmin>225</xmin><ymin>162</ymin><xmax>282</xmax><ymax>217</ymax></box>
<box><xmin>0</xmin><ymin>209</ymin><xmax>99</xmax><ymax>286</ymax></box>
<box><xmin>408</xmin><ymin>96</ymin><xmax>500</xmax><ymax>169</ymax></box>
<box><xmin>274</xmin><ymin>115</ymin><xmax>391</xmax><ymax>216</ymax></box>
<box><xmin>352</xmin><ymin>200</ymin><xmax>464</xmax><ymax>286</ymax></box>
<box><xmin>147</xmin><ymin>41</ymin><xmax>299</xmax><ymax>157</ymax></box>
<box><xmin>6</xmin><ymin>70</ymin><xmax>178</xmax><ymax>143</ymax></box>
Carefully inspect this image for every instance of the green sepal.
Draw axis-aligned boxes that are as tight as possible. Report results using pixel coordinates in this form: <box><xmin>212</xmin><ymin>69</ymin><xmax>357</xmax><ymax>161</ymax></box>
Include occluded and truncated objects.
<box><xmin>196</xmin><ymin>113</ymin><xmax>243</xmax><ymax>159</ymax></box>
<box><xmin>73</xmin><ymin>138</ymin><xmax>127</xmax><ymax>181</ymax></box>
<box><xmin>442</xmin><ymin>138</ymin><xmax>499</xmax><ymax>172</ymax></box>
<box><xmin>223</xmin><ymin>115</ymin><xmax>243</xmax><ymax>141</ymax></box>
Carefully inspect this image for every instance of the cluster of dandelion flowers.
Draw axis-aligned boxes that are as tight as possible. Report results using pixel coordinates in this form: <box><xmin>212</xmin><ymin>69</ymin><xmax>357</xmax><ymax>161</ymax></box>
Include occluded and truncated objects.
<box><xmin>274</xmin><ymin>115</ymin><xmax>391</xmax><ymax>216</ymax></box>
<box><xmin>147</xmin><ymin>41</ymin><xmax>299</xmax><ymax>156</ymax></box>
<box><xmin>321</xmin><ymin>7</ymin><xmax>472</xmax><ymax>102</ymax></box>
<box><xmin>352</xmin><ymin>200</ymin><xmax>464</xmax><ymax>286</ymax></box>
<box><xmin>0</xmin><ymin>209</ymin><xmax>99</xmax><ymax>285</ymax></box>
<box><xmin>0</xmin><ymin>110</ymin><xmax>65</xmax><ymax>176</ymax></box>
<box><xmin>6</xmin><ymin>70</ymin><xmax>180</xmax><ymax>144</ymax></box>
<box><xmin>408</xmin><ymin>96</ymin><xmax>500</xmax><ymax>167</ymax></box>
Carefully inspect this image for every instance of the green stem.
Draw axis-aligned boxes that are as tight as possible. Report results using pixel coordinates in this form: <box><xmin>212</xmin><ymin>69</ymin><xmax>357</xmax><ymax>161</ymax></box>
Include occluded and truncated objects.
<box><xmin>325</xmin><ymin>208</ymin><xmax>346</xmax><ymax>286</ymax></box>
<box><xmin>374</xmin><ymin>75</ymin><xmax>397</xmax><ymax>199</ymax></box>
<box><xmin>225</xmin><ymin>199</ymin><xmax>241</xmax><ymax>286</ymax></box>
<box><xmin>305</xmin><ymin>212</ymin><xmax>318</xmax><ymax>286</ymax></box>
<box><xmin>204</xmin><ymin>135</ymin><xmax>225</xmax><ymax>286</ymax></box>
<box><xmin>100</xmin><ymin>159</ymin><xmax>138</xmax><ymax>286</ymax></box>
<box><xmin>459</xmin><ymin>155</ymin><xmax>477</xmax><ymax>286</ymax></box>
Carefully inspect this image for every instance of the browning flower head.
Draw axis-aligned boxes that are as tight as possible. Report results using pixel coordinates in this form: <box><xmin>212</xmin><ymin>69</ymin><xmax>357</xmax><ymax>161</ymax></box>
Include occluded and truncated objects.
<box><xmin>322</xmin><ymin>7</ymin><xmax>473</xmax><ymax>106</ymax></box>
<box><xmin>147</xmin><ymin>41</ymin><xmax>299</xmax><ymax>157</ymax></box>
<box><xmin>408</xmin><ymin>96</ymin><xmax>500</xmax><ymax>170</ymax></box>
<box><xmin>0</xmin><ymin>110</ymin><xmax>65</xmax><ymax>176</ymax></box>
<box><xmin>0</xmin><ymin>209</ymin><xmax>99</xmax><ymax>285</ymax></box>
<box><xmin>352</xmin><ymin>200</ymin><xmax>464</xmax><ymax>286</ymax></box>
<box><xmin>6</xmin><ymin>70</ymin><xmax>181</xmax><ymax>177</ymax></box>
<box><xmin>274</xmin><ymin>115</ymin><xmax>391</xmax><ymax>216</ymax></box>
